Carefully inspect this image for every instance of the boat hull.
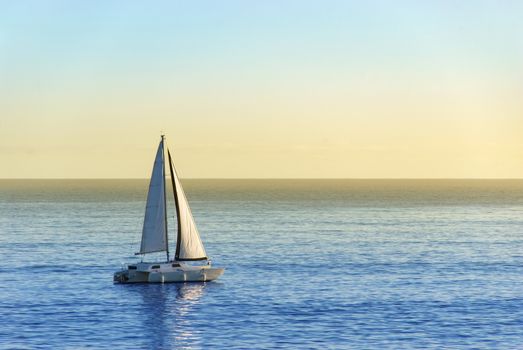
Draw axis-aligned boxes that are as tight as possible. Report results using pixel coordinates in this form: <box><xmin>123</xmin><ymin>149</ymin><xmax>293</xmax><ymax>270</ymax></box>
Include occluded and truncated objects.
<box><xmin>114</xmin><ymin>263</ymin><xmax>224</xmax><ymax>284</ymax></box>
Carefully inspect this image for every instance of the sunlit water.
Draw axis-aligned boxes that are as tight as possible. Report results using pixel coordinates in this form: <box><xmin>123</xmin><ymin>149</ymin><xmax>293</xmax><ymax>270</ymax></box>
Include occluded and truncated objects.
<box><xmin>1</xmin><ymin>179</ymin><xmax>522</xmax><ymax>349</ymax></box>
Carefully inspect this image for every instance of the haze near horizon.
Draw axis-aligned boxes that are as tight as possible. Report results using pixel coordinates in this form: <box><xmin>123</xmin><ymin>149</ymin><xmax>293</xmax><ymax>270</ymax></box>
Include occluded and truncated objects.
<box><xmin>1</xmin><ymin>1</ymin><xmax>522</xmax><ymax>179</ymax></box>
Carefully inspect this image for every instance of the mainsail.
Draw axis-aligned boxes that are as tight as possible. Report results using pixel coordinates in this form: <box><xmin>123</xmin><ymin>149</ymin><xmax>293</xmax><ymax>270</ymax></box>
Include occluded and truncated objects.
<box><xmin>168</xmin><ymin>150</ymin><xmax>208</xmax><ymax>261</ymax></box>
<box><xmin>138</xmin><ymin>139</ymin><xmax>168</xmax><ymax>254</ymax></box>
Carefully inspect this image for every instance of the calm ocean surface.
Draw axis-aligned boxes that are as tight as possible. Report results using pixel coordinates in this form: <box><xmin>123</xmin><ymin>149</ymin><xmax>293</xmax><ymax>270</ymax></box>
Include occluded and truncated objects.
<box><xmin>1</xmin><ymin>179</ymin><xmax>522</xmax><ymax>349</ymax></box>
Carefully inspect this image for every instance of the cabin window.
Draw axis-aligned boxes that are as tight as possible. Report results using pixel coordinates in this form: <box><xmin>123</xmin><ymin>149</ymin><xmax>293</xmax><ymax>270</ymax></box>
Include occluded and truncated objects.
<box><xmin>172</xmin><ymin>263</ymin><xmax>180</xmax><ymax>267</ymax></box>
<box><xmin>128</xmin><ymin>265</ymin><xmax>137</xmax><ymax>270</ymax></box>
<box><xmin>152</xmin><ymin>265</ymin><xmax>160</xmax><ymax>269</ymax></box>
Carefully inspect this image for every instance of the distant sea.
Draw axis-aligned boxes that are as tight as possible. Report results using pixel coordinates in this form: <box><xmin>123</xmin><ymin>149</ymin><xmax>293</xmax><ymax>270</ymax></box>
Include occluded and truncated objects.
<box><xmin>1</xmin><ymin>179</ymin><xmax>522</xmax><ymax>349</ymax></box>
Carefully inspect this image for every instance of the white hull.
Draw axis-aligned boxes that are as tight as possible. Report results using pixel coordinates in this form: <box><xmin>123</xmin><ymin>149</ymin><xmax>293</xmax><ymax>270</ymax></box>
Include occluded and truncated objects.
<box><xmin>114</xmin><ymin>261</ymin><xmax>224</xmax><ymax>284</ymax></box>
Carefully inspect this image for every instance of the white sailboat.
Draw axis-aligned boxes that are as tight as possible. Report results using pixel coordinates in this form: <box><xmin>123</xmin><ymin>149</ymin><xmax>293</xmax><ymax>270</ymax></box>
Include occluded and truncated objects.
<box><xmin>114</xmin><ymin>135</ymin><xmax>224</xmax><ymax>283</ymax></box>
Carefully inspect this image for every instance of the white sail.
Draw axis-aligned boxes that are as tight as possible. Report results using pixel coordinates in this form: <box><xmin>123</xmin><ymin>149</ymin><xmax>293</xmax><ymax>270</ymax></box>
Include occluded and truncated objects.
<box><xmin>139</xmin><ymin>140</ymin><xmax>167</xmax><ymax>254</ymax></box>
<box><xmin>168</xmin><ymin>150</ymin><xmax>207</xmax><ymax>261</ymax></box>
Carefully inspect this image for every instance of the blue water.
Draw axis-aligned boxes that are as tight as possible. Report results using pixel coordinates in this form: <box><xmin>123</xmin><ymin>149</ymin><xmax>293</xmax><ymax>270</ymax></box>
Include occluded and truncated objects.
<box><xmin>1</xmin><ymin>179</ymin><xmax>522</xmax><ymax>349</ymax></box>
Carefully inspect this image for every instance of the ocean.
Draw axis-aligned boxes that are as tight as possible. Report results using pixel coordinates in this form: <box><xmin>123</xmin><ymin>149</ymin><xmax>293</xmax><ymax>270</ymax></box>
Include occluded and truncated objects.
<box><xmin>0</xmin><ymin>179</ymin><xmax>522</xmax><ymax>349</ymax></box>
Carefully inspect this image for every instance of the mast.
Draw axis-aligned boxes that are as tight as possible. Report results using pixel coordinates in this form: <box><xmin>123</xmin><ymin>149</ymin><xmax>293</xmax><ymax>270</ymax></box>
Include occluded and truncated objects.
<box><xmin>161</xmin><ymin>135</ymin><xmax>170</xmax><ymax>262</ymax></box>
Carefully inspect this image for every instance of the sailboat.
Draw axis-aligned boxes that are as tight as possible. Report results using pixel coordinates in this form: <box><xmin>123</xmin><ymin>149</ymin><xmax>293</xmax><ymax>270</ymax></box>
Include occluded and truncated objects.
<box><xmin>114</xmin><ymin>135</ymin><xmax>224</xmax><ymax>283</ymax></box>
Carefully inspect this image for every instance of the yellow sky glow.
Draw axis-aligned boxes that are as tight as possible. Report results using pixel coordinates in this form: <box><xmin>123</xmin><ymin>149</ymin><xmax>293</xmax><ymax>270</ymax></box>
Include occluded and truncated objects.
<box><xmin>1</xmin><ymin>2</ymin><xmax>522</xmax><ymax>178</ymax></box>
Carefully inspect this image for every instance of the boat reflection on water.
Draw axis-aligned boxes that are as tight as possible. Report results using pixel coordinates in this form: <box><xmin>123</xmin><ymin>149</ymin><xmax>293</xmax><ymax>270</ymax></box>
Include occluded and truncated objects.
<box><xmin>132</xmin><ymin>283</ymin><xmax>207</xmax><ymax>349</ymax></box>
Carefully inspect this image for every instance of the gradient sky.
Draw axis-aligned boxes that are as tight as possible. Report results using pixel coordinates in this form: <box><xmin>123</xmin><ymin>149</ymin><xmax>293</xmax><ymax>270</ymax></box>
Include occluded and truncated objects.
<box><xmin>1</xmin><ymin>1</ymin><xmax>522</xmax><ymax>178</ymax></box>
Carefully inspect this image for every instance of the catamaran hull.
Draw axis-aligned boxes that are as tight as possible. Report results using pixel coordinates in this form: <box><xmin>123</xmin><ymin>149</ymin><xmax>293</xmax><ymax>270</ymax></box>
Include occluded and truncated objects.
<box><xmin>114</xmin><ymin>267</ymin><xmax>224</xmax><ymax>284</ymax></box>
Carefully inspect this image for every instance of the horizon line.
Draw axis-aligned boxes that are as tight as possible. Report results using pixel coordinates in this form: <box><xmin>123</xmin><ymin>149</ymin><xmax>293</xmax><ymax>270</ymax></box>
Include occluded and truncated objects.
<box><xmin>1</xmin><ymin>178</ymin><xmax>523</xmax><ymax>181</ymax></box>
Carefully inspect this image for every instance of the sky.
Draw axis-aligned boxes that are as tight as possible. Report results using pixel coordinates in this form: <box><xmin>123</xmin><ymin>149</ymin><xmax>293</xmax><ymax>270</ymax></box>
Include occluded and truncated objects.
<box><xmin>1</xmin><ymin>0</ymin><xmax>522</xmax><ymax>178</ymax></box>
